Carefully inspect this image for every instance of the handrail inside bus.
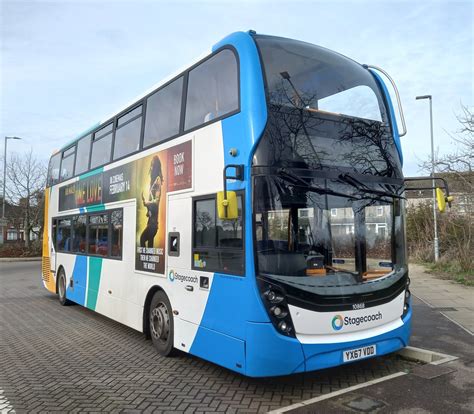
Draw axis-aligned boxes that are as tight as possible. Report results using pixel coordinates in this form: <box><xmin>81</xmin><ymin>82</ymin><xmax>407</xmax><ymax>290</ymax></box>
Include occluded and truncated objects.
<box><xmin>364</xmin><ymin>64</ymin><xmax>407</xmax><ymax>137</ymax></box>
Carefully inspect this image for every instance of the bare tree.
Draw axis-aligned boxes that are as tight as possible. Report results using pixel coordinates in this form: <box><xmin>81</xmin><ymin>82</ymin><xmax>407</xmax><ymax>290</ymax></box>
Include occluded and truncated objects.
<box><xmin>411</xmin><ymin>104</ymin><xmax>473</xmax><ymax>273</ymax></box>
<box><xmin>5</xmin><ymin>150</ymin><xmax>47</xmax><ymax>248</ymax></box>
<box><xmin>419</xmin><ymin>103</ymin><xmax>474</xmax><ymax>192</ymax></box>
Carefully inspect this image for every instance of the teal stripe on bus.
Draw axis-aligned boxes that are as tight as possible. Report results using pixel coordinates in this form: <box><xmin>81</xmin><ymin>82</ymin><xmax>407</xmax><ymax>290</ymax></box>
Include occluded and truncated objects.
<box><xmin>86</xmin><ymin>204</ymin><xmax>105</xmax><ymax>213</ymax></box>
<box><xmin>79</xmin><ymin>166</ymin><xmax>103</xmax><ymax>180</ymax></box>
<box><xmin>86</xmin><ymin>257</ymin><xmax>103</xmax><ymax>311</ymax></box>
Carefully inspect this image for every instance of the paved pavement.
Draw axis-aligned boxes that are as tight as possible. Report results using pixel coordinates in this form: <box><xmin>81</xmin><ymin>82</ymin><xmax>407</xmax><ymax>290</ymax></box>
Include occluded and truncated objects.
<box><xmin>0</xmin><ymin>262</ymin><xmax>416</xmax><ymax>413</ymax></box>
<box><xmin>0</xmin><ymin>261</ymin><xmax>472</xmax><ymax>413</ymax></box>
<box><xmin>409</xmin><ymin>263</ymin><xmax>474</xmax><ymax>333</ymax></box>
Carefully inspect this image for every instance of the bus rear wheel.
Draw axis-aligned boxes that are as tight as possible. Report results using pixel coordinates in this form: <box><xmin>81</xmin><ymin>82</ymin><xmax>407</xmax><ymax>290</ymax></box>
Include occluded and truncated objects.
<box><xmin>57</xmin><ymin>267</ymin><xmax>72</xmax><ymax>306</ymax></box>
<box><xmin>149</xmin><ymin>291</ymin><xmax>176</xmax><ymax>356</ymax></box>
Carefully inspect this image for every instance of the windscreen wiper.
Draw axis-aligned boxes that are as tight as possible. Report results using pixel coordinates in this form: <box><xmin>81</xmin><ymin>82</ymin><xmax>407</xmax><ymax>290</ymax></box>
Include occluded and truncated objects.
<box><xmin>338</xmin><ymin>173</ymin><xmax>405</xmax><ymax>200</ymax></box>
<box><xmin>277</xmin><ymin>169</ymin><xmax>358</xmax><ymax>200</ymax></box>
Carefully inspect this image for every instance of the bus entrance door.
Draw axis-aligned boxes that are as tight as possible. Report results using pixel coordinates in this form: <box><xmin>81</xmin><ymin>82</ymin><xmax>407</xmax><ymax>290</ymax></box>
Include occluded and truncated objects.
<box><xmin>167</xmin><ymin>196</ymin><xmax>211</xmax><ymax>350</ymax></box>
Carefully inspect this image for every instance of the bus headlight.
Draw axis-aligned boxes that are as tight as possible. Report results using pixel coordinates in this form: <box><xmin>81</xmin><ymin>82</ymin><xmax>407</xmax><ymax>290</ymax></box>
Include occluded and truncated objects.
<box><xmin>271</xmin><ymin>305</ymin><xmax>288</xmax><ymax>319</ymax></box>
<box><xmin>278</xmin><ymin>321</ymin><xmax>291</xmax><ymax>333</ymax></box>
<box><xmin>403</xmin><ymin>288</ymin><xmax>411</xmax><ymax>317</ymax></box>
<box><xmin>265</xmin><ymin>289</ymin><xmax>284</xmax><ymax>304</ymax></box>
<box><xmin>257</xmin><ymin>278</ymin><xmax>296</xmax><ymax>338</ymax></box>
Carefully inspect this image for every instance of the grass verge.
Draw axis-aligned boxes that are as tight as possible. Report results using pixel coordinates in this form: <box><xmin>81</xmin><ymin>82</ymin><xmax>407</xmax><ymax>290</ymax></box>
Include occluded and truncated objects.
<box><xmin>423</xmin><ymin>261</ymin><xmax>474</xmax><ymax>287</ymax></box>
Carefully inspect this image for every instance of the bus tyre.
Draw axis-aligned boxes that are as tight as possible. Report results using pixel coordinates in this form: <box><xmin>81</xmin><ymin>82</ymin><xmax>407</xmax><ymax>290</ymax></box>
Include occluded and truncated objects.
<box><xmin>57</xmin><ymin>268</ymin><xmax>71</xmax><ymax>306</ymax></box>
<box><xmin>149</xmin><ymin>291</ymin><xmax>176</xmax><ymax>356</ymax></box>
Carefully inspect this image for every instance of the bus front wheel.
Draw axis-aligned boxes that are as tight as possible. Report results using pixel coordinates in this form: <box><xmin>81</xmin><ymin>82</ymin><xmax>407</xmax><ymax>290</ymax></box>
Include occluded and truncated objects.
<box><xmin>149</xmin><ymin>291</ymin><xmax>176</xmax><ymax>356</ymax></box>
<box><xmin>57</xmin><ymin>267</ymin><xmax>72</xmax><ymax>306</ymax></box>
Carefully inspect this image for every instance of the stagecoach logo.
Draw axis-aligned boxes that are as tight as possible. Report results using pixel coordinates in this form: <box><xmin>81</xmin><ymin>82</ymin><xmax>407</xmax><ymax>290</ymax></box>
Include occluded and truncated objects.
<box><xmin>168</xmin><ymin>269</ymin><xmax>198</xmax><ymax>284</ymax></box>
<box><xmin>331</xmin><ymin>311</ymin><xmax>383</xmax><ymax>331</ymax></box>
<box><xmin>332</xmin><ymin>315</ymin><xmax>344</xmax><ymax>331</ymax></box>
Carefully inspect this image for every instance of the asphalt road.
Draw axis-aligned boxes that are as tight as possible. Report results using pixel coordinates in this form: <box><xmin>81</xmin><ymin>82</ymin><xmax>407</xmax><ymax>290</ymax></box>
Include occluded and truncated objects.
<box><xmin>0</xmin><ymin>261</ymin><xmax>471</xmax><ymax>413</ymax></box>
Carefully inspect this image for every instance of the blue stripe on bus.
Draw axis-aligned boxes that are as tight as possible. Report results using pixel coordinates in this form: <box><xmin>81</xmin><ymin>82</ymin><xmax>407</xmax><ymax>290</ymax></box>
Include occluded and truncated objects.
<box><xmin>245</xmin><ymin>321</ymin><xmax>306</xmax><ymax>376</ymax></box>
<box><xmin>212</xmin><ymin>31</ymin><xmax>268</xmax><ymax>179</ymax></box>
<box><xmin>190</xmin><ymin>32</ymin><xmax>271</xmax><ymax>373</ymax></box>
<box><xmin>66</xmin><ymin>255</ymin><xmax>88</xmax><ymax>306</ymax></box>
<box><xmin>189</xmin><ymin>274</ymin><xmax>248</xmax><ymax>372</ymax></box>
<box><xmin>370</xmin><ymin>70</ymin><xmax>403</xmax><ymax>165</ymax></box>
<box><xmin>188</xmin><ymin>323</ymin><xmax>246</xmax><ymax>374</ymax></box>
<box><xmin>215</xmin><ymin>30</ymin><xmax>269</xmax><ymax>325</ymax></box>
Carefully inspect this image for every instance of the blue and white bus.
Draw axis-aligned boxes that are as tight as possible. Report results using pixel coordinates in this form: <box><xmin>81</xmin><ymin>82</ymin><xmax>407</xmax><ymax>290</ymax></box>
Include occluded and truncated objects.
<box><xmin>43</xmin><ymin>31</ymin><xmax>413</xmax><ymax>377</ymax></box>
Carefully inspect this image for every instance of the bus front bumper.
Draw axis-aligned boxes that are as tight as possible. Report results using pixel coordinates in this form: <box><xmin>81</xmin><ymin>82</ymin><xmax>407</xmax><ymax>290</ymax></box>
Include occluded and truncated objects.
<box><xmin>245</xmin><ymin>306</ymin><xmax>412</xmax><ymax>377</ymax></box>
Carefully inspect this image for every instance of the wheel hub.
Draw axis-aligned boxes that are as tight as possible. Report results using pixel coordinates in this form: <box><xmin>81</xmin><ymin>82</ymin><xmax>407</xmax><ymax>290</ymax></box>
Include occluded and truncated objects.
<box><xmin>150</xmin><ymin>303</ymin><xmax>170</xmax><ymax>342</ymax></box>
<box><xmin>59</xmin><ymin>274</ymin><xmax>65</xmax><ymax>299</ymax></box>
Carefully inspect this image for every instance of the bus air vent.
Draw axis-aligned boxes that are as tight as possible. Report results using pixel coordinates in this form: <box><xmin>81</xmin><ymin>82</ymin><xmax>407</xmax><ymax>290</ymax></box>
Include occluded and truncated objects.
<box><xmin>42</xmin><ymin>257</ymin><xmax>50</xmax><ymax>283</ymax></box>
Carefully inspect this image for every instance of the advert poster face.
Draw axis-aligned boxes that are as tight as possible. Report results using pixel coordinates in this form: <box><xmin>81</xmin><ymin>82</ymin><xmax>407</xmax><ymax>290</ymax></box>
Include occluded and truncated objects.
<box><xmin>59</xmin><ymin>173</ymin><xmax>102</xmax><ymax>211</ymax></box>
<box><xmin>135</xmin><ymin>140</ymin><xmax>192</xmax><ymax>273</ymax></box>
<box><xmin>57</xmin><ymin>140</ymin><xmax>192</xmax><ymax>275</ymax></box>
<box><xmin>103</xmin><ymin>163</ymin><xmax>135</xmax><ymax>204</ymax></box>
<box><xmin>135</xmin><ymin>152</ymin><xmax>167</xmax><ymax>273</ymax></box>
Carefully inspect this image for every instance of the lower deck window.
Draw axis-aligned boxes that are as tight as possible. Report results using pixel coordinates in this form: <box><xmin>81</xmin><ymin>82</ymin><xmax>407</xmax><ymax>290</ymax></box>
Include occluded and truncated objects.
<box><xmin>57</xmin><ymin>218</ymin><xmax>72</xmax><ymax>252</ymax></box>
<box><xmin>88</xmin><ymin>214</ymin><xmax>109</xmax><ymax>257</ymax></box>
<box><xmin>111</xmin><ymin>210</ymin><xmax>123</xmax><ymax>257</ymax></box>
<box><xmin>72</xmin><ymin>215</ymin><xmax>87</xmax><ymax>253</ymax></box>
<box><xmin>192</xmin><ymin>194</ymin><xmax>244</xmax><ymax>275</ymax></box>
<box><xmin>53</xmin><ymin>208</ymin><xmax>123</xmax><ymax>260</ymax></box>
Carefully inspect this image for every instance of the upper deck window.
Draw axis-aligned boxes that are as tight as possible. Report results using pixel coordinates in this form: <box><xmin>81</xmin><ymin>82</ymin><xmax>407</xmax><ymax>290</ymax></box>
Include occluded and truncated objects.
<box><xmin>254</xmin><ymin>35</ymin><xmax>387</xmax><ymax>123</ymax></box>
<box><xmin>113</xmin><ymin>106</ymin><xmax>142</xmax><ymax>160</ymax></box>
<box><xmin>47</xmin><ymin>153</ymin><xmax>61</xmax><ymax>187</ymax></box>
<box><xmin>185</xmin><ymin>49</ymin><xmax>239</xmax><ymax>130</ymax></box>
<box><xmin>74</xmin><ymin>134</ymin><xmax>91</xmax><ymax>176</ymax></box>
<box><xmin>252</xmin><ymin>35</ymin><xmax>402</xmax><ymax>179</ymax></box>
<box><xmin>144</xmin><ymin>77</ymin><xmax>183</xmax><ymax>148</ymax></box>
<box><xmin>90</xmin><ymin>123</ymin><xmax>113</xmax><ymax>169</ymax></box>
<box><xmin>60</xmin><ymin>146</ymin><xmax>76</xmax><ymax>182</ymax></box>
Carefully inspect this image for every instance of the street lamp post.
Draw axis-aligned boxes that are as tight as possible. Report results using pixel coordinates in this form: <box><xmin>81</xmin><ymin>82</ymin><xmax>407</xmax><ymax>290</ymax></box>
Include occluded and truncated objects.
<box><xmin>415</xmin><ymin>95</ymin><xmax>439</xmax><ymax>262</ymax></box>
<box><xmin>1</xmin><ymin>136</ymin><xmax>22</xmax><ymax>244</ymax></box>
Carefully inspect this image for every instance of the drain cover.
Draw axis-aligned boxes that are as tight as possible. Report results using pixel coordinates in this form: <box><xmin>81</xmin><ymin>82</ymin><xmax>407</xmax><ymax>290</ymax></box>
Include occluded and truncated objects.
<box><xmin>433</xmin><ymin>307</ymin><xmax>457</xmax><ymax>311</ymax></box>
<box><xmin>343</xmin><ymin>396</ymin><xmax>386</xmax><ymax>412</ymax></box>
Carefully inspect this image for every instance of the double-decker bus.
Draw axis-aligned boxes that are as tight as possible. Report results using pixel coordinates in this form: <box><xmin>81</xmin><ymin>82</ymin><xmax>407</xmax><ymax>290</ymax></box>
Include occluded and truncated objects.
<box><xmin>42</xmin><ymin>31</ymin><xmax>413</xmax><ymax>377</ymax></box>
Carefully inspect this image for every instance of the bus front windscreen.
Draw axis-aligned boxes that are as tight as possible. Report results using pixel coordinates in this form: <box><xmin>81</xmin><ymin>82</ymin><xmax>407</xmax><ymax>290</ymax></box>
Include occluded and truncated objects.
<box><xmin>253</xmin><ymin>174</ymin><xmax>406</xmax><ymax>291</ymax></box>
<box><xmin>252</xmin><ymin>35</ymin><xmax>407</xmax><ymax>296</ymax></box>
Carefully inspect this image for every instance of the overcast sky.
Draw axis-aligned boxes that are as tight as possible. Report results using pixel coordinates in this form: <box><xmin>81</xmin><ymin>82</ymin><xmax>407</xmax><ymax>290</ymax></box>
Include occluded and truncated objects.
<box><xmin>1</xmin><ymin>0</ymin><xmax>472</xmax><ymax>176</ymax></box>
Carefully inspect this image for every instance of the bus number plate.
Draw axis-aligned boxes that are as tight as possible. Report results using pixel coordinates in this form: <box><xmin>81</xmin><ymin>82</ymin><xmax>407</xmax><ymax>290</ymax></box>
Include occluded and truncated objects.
<box><xmin>343</xmin><ymin>345</ymin><xmax>376</xmax><ymax>362</ymax></box>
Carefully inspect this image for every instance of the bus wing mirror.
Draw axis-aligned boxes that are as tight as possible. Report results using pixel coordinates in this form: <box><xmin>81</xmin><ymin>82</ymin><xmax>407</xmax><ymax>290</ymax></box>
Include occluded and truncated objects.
<box><xmin>217</xmin><ymin>191</ymin><xmax>238</xmax><ymax>219</ymax></box>
<box><xmin>404</xmin><ymin>176</ymin><xmax>454</xmax><ymax>212</ymax></box>
<box><xmin>218</xmin><ymin>164</ymin><xmax>244</xmax><ymax>219</ymax></box>
<box><xmin>435</xmin><ymin>188</ymin><xmax>454</xmax><ymax>213</ymax></box>
<box><xmin>436</xmin><ymin>188</ymin><xmax>446</xmax><ymax>213</ymax></box>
